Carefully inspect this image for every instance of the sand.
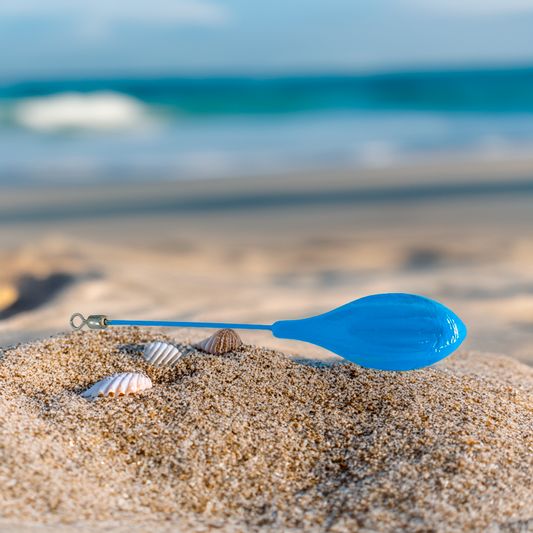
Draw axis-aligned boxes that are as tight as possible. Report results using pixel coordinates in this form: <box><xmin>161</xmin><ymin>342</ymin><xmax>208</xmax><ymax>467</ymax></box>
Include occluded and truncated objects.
<box><xmin>2</xmin><ymin>158</ymin><xmax>533</xmax><ymax>530</ymax></box>
<box><xmin>0</xmin><ymin>328</ymin><xmax>533</xmax><ymax>532</ymax></box>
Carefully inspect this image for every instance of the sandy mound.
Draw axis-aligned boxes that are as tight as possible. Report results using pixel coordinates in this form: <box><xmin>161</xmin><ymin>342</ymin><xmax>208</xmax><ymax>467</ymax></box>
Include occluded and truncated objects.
<box><xmin>1</xmin><ymin>329</ymin><xmax>533</xmax><ymax>532</ymax></box>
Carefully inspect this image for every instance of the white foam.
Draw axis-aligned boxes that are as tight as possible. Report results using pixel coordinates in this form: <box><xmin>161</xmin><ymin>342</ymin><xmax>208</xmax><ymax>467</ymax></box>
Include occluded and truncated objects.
<box><xmin>14</xmin><ymin>91</ymin><xmax>151</xmax><ymax>132</ymax></box>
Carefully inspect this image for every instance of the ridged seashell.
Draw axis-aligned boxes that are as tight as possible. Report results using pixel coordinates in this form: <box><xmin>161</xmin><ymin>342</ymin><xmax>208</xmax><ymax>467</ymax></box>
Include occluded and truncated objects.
<box><xmin>143</xmin><ymin>341</ymin><xmax>182</xmax><ymax>366</ymax></box>
<box><xmin>81</xmin><ymin>372</ymin><xmax>152</xmax><ymax>401</ymax></box>
<box><xmin>197</xmin><ymin>328</ymin><xmax>243</xmax><ymax>355</ymax></box>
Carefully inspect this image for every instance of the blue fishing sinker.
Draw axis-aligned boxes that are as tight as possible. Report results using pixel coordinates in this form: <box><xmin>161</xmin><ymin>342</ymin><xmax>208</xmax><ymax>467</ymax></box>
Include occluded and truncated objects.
<box><xmin>271</xmin><ymin>293</ymin><xmax>467</xmax><ymax>371</ymax></box>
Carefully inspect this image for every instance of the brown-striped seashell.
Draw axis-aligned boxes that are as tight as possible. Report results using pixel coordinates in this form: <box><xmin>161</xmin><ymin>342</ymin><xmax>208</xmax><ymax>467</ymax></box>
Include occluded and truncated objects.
<box><xmin>81</xmin><ymin>372</ymin><xmax>152</xmax><ymax>401</ymax></box>
<box><xmin>143</xmin><ymin>341</ymin><xmax>182</xmax><ymax>366</ymax></box>
<box><xmin>197</xmin><ymin>328</ymin><xmax>243</xmax><ymax>354</ymax></box>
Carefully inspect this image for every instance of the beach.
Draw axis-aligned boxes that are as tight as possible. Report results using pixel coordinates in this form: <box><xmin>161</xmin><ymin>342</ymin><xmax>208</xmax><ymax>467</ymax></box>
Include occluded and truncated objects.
<box><xmin>2</xmin><ymin>158</ymin><xmax>533</xmax><ymax>531</ymax></box>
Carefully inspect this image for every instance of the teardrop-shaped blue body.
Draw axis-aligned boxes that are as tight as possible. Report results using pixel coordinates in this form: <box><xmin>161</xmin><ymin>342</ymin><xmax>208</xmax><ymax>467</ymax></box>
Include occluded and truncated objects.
<box><xmin>271</xmin><ymin>293</ymin><xmax>467</xmax><ymax>371</ymax></box>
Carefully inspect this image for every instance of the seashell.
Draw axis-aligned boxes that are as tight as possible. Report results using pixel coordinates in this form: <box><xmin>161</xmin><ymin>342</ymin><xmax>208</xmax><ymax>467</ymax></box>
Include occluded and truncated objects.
<box><xmin>197</xmin><ymin>328</ymin><xmax>243</xmax><ymax>355</ymax></box>
<box><xmin>81</xmin><ymin>372</ymin><xmax>152</xmax><ymax>401</ymax></box>
<box><xmin>143</xmin><ymin>341</ymin><xmax>182</xmax><ymax>366</ymax></box>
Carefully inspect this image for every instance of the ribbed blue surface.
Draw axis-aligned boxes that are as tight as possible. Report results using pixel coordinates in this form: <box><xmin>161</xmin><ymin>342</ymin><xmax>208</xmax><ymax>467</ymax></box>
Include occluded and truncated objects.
<box><xmin>271</xmin><ymin>293</ymin><xmax>467</xmax><ymax>371</ymax></box>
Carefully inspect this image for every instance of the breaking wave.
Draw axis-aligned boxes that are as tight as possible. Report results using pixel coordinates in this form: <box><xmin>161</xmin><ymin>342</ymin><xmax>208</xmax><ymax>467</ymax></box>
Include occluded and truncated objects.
<box><xmin>12</xmin><ymin>91</ymin><xmax>152</xmax><ymax>132</ymax></box>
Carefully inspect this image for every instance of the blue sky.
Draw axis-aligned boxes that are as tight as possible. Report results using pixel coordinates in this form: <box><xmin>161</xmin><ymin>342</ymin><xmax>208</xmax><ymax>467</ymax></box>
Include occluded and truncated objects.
<box><xmin>2</xmin><ymin>0</ymin><xmax>533</xmax><ymax>80</ymax></box>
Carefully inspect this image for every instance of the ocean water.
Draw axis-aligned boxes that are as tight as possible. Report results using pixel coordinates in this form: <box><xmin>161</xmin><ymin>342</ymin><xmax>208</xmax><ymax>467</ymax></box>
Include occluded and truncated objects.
<box><xmin>1</xmin><ymin>68</ymin><xmax>533</xmax><ymax>184</ymax></box>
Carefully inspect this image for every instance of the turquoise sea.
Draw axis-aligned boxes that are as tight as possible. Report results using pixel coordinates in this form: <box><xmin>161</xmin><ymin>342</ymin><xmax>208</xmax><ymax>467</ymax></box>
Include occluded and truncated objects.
<box><xmin>1</xmin><ymin>67</ymin><xmax>533</xmax><ymax>183</ymax></box>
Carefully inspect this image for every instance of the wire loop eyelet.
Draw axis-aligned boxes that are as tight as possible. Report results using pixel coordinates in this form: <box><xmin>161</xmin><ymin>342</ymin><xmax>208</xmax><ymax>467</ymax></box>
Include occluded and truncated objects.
<box><xmin>70</xmin><ymin>313</ymin><xmax>86</xmax><ymax>330</ymax></box>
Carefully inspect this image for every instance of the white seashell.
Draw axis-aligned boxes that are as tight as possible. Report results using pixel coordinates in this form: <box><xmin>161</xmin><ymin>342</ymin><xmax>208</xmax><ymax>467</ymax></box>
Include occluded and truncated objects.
<box><xmin>197</xmin><ymin>328</ymin><xmax>243</xmax><ymax>355</ymax></box>
<box><xmin>143</xmin><ymin>341</ymin><xmax>182</xmax><ymax>366</ymax></box>
<box><xmin>81</xmin><ymin>372</ymin><xmax>152</xmax><ymax>401</ymax></box>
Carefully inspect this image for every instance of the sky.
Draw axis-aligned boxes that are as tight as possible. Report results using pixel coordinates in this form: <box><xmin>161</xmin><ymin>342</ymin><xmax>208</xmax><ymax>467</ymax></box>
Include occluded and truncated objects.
<box><xmin>1</xmin><ymin>0</ymin><xmax>533</xmax><ymax>81</ymax></box>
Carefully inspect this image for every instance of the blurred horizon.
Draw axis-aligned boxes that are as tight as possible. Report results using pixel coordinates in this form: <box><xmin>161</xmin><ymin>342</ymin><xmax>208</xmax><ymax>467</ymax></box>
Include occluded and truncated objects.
<box><xmin>3</xmin><ymin>60</ymin><xmax>533</xmax><ymax>85</ymax></box>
